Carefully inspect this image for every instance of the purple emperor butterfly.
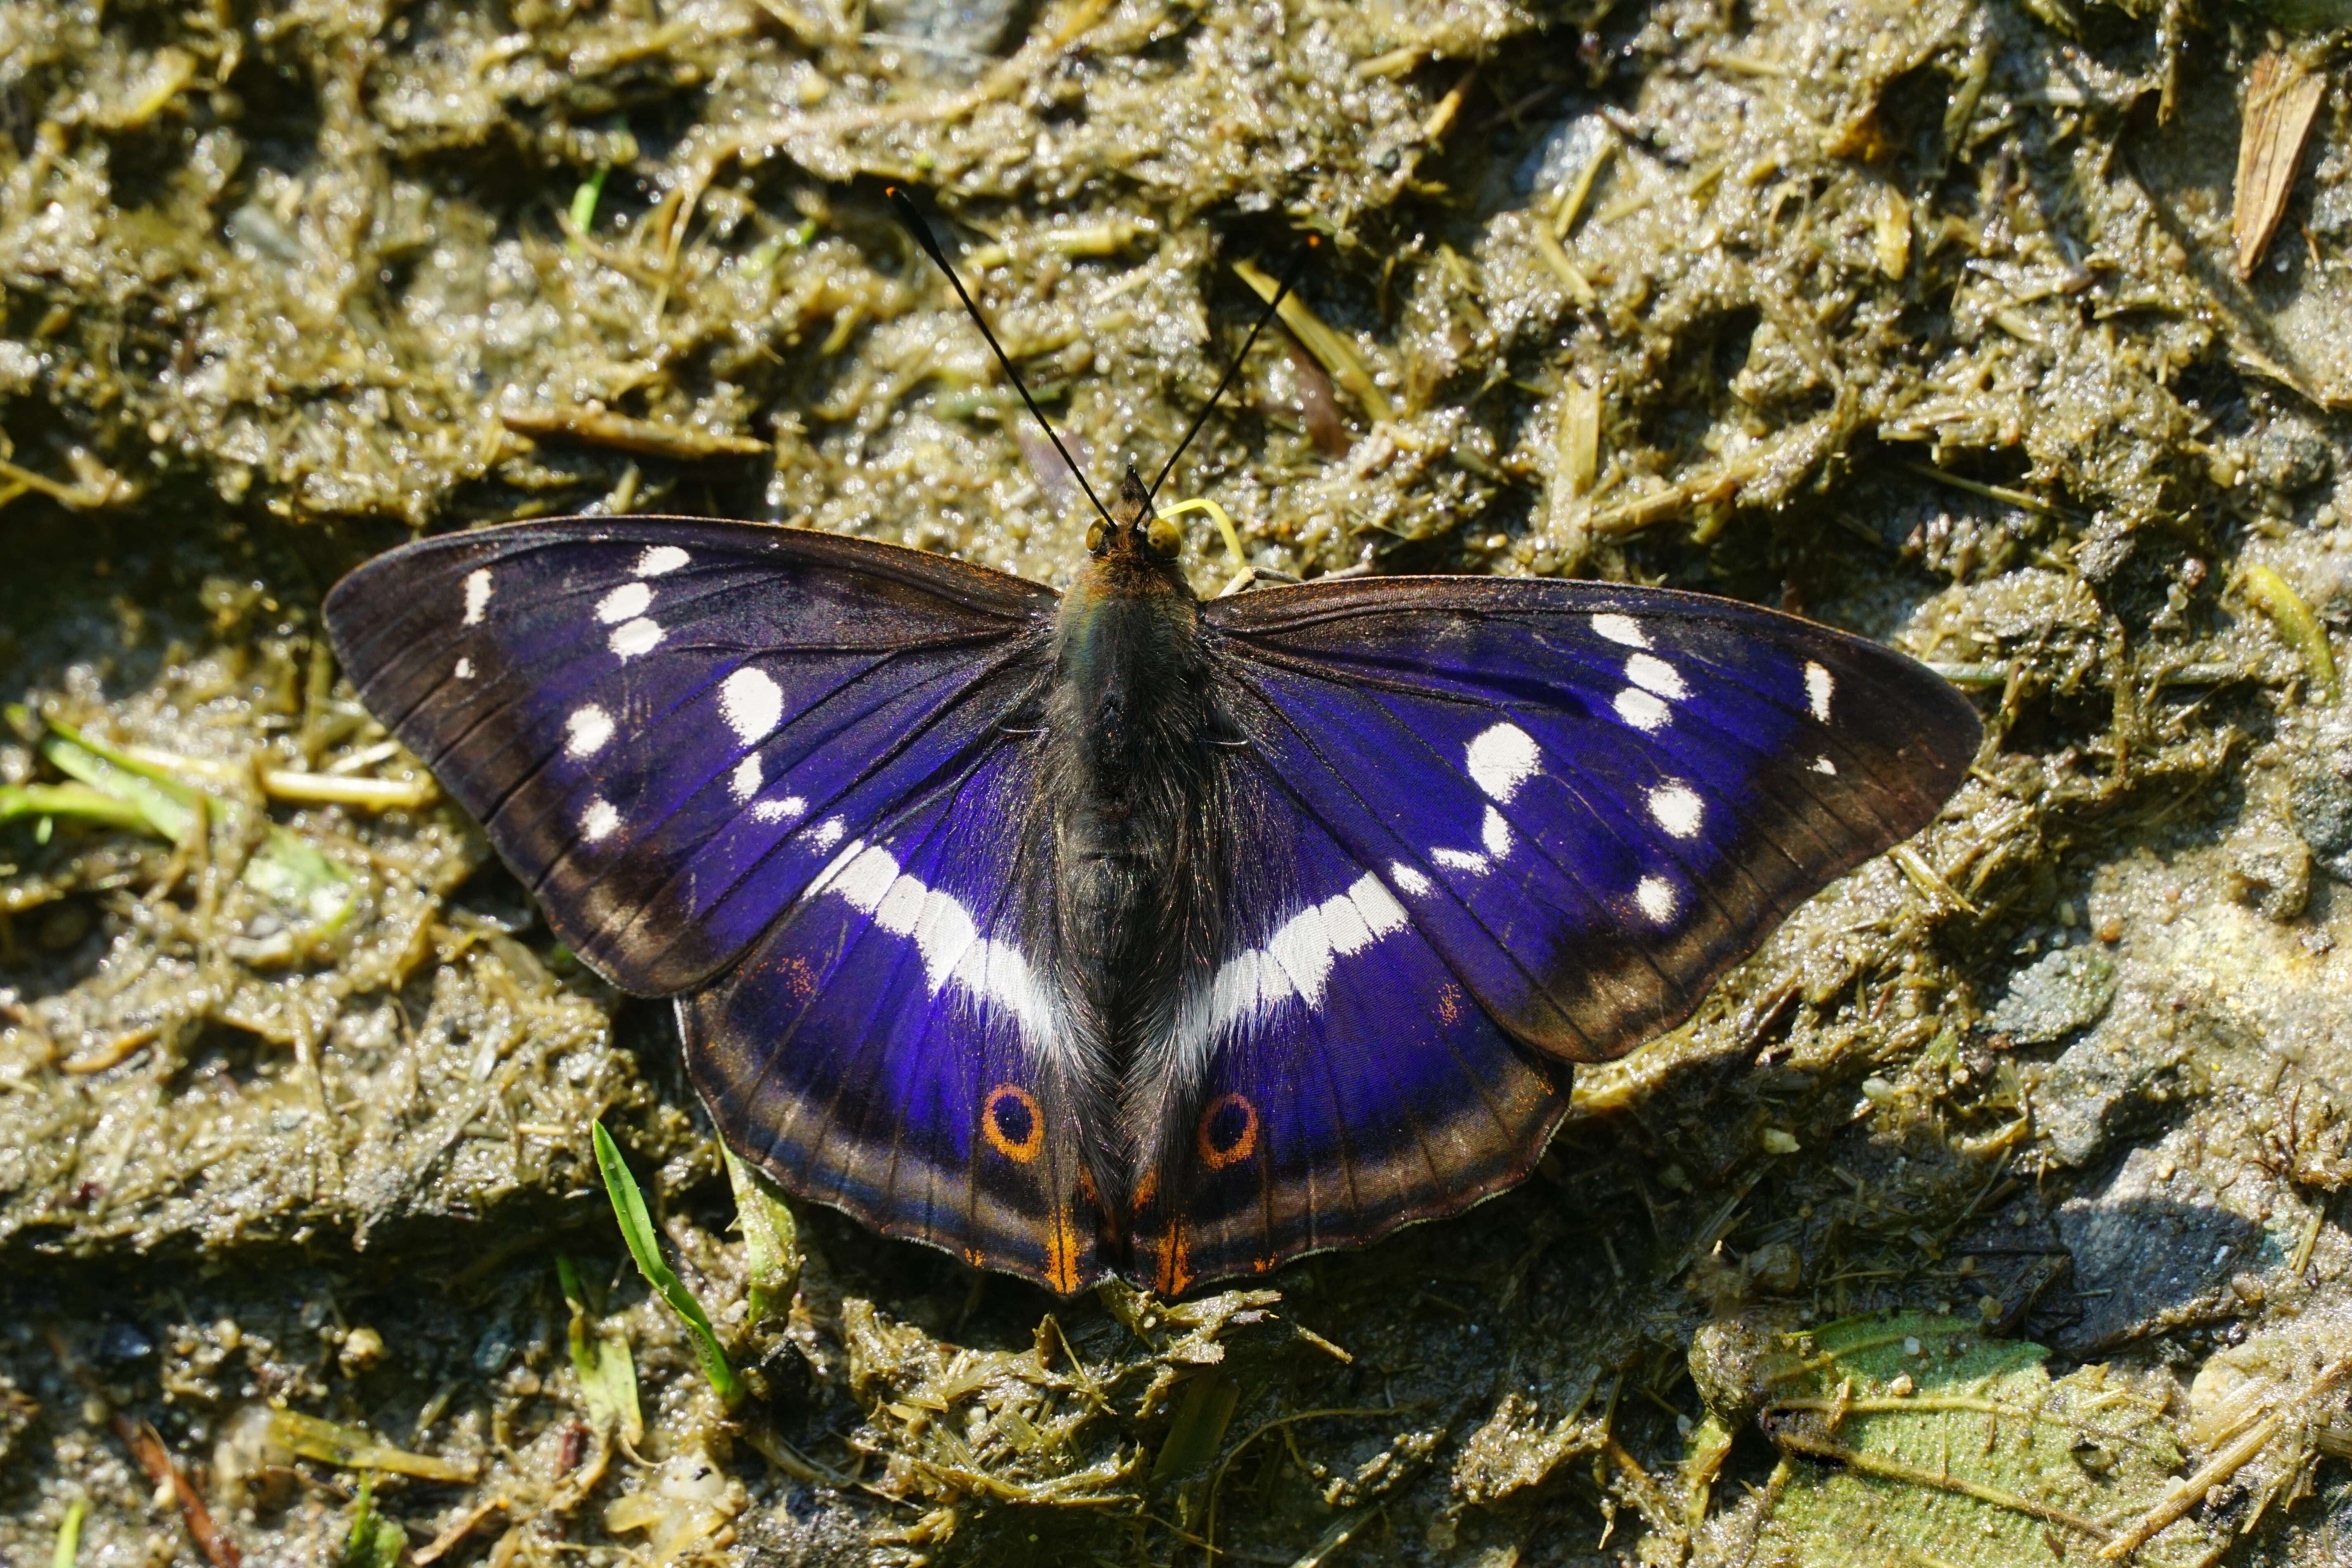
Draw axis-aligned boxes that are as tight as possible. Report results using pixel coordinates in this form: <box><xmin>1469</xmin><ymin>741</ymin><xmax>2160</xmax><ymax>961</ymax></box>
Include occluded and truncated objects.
<box><xmin>324</xmin><ymin>202</ymin><xmax>1978</xmax><ymax>1295</ymax></box>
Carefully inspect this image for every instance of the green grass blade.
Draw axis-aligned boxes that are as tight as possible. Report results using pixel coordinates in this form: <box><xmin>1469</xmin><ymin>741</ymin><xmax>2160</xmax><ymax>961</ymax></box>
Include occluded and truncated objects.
<box><xmin>340</xmin><ymin>1474</ymin><xmax>403</xmax><ymax>1568</ymax></box>
<box><xmin>720</xmin><ymin>1144</ymin><xmax>801</xmax><ymax>1323</ymax></box>
<box><xmin>557</xmin><ymin>1251</ymin><xmax>645</xmax><ymax>1445</ymax></box>
<box><xmin>592</xmin><ymin>1121</ymin><xmax>745</xmax><ymax>1410</ymax></box>
<box><xmin>51</xmin><ymin>1496</ymin><xmax>84</xmax><ymax>1568</ymax></box>
<box><xmin>0</xmin><ymin>782</ymin><xmax>152</xmax><ymax>831</ymax></box>
<box><xmin>26</xmin><ymin>717</ymin><xmax>354</xmax><ymax>931</ymax></box>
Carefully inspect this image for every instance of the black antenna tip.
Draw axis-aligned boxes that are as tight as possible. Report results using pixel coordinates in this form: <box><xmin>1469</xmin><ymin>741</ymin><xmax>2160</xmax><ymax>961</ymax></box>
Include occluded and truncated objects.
<box><xmin>886</xmin><ymin>184</ymin><xmax>1117</xmax><ymax>529</ymax></box>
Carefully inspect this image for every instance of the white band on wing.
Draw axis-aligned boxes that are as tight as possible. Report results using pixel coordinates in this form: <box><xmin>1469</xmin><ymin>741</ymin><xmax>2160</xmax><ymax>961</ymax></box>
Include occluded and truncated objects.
<box><xmin>805</xmin><ymin>838</ymin><xmax>1055</xmax><ymax>1044</ymax></box>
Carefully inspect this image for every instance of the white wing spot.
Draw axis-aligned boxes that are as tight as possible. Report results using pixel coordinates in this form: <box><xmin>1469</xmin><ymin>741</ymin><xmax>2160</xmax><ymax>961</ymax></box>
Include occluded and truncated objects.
<box><xmin>752</xmin><ymin>794</ymin><xmax>806</xmax><ymax>824</ymax></box>
<box><xmin>1432</xmin><ymin>847</ymin><xmax>1490</xmax><ymax>874</ymax></box>
<box><xmin>462</xmin><ymin>568</ymin><xmax>493</xmax><ymax>626</ymax></box>
<box><xmin>565</xmin><ymin>704</ymin><xmax>615</xmax><ymax>758</ymax></box>
<box><xmin>1626</xmin><ymin>652</ymin><xmax>1688</xmax><ymax>701</ymax></box>
<box><xmin>453</xmin><ymin>656</ymin><xmax>474</xmax><ymax>681</ymax></box>
<box><xmin>597</xmin><ymin>582</ymin><xmax>654</xmax><ymax>624</ymax></box>
<box><xmin>810</xmin><ymin>816</ymin><xmax>845</xmax><ymax>850</ymax></box>
<box><xmin>580</xmin><ymin>798</ymin><xmax>621</xmax><ymax>843</ymax></box>
<box><xmin>1806</xmin><ymin>660</ymin><xmax>1834</xmax><ymax>723</ymax></box>
<box><xmin>1635</xmin><ymin>875</ymin><xmax>1678</xmax><ymax>923</ymax></box>
<box><xmin>719</xmin><ymin>667</ymin><xmax>785</xmax><ymax>744</ymax></box>
<box><xmin>609</xmin><ymin>618</ymin><xmax>663</xmax><ymax>659</ymax></box>
<box><xmin>1466</xmin><ymin>723</ymin><xmax>1541</xmax><ymax>802</ymax></box>
<box><xmin>1812</xmin><ymin>755</ymin><xmax>1837</xmax><ymax>775</ymax></box>
<box><xmin>1648</xmin><ymin>780</ymin><xmax>1704</xmax><ymax>838</ymax></box>
<box><xmin>1592</xmin><ymin>612</ymin><xmax>1648</xmax><ymax>648</ymax></box>
<box><xmin>1390</xmin><ymin>861</ymin><xmax>1433</xmax><ymax>896</ymax></box>
<box><xmin>635</xmin><ymin>545</ymin><xmax>691</xmax><ymax>576</ymax></box>
<box><xmin>1481</xmin><ymin>805</ymin><xmax>1514</xmax><ymax>858</ymax></box>
<box><xmin>1614</xmin><ymin>687</ymin><xmax>1670</xmax><ymax>732</ymax></box>
<box><xmin>731</xmin><ymin>755</ymin><xmax>763</xmax><ymax>801</ymax></box>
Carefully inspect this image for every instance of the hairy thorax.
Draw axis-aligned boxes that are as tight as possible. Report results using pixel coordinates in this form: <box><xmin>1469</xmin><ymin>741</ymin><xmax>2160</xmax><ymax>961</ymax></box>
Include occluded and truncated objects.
<box><xmin>1043</xmin><ymin>545</ymin><xmax>1224</xmax><ymax>1082</ymax></box>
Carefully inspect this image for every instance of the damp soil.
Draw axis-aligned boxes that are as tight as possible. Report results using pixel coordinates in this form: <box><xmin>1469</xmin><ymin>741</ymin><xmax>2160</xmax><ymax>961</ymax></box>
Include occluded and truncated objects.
<box><xmin>5</xmin><ymin>1</ymin><xmax>2352</xmax><ymax>1565</ymax></box>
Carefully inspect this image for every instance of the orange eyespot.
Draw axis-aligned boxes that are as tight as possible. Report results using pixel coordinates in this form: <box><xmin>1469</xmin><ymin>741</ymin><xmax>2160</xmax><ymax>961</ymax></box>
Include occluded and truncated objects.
<box><xmin>982</xmin><ymin>1083</ymin><xmax>1045</xmax><ymax>1162</ymax></box>
<box><xmin>1197</xmin><ymin>1092</ymin><xmax>1259</xmax><ymax>1169</ymax></box>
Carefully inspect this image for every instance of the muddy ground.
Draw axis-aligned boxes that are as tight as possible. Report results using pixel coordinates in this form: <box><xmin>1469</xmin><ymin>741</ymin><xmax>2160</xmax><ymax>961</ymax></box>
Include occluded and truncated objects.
<box><xmin>3</xmin><ymin>0</ymin><xmax>2351</xmax><ymax>1564</ymax></box>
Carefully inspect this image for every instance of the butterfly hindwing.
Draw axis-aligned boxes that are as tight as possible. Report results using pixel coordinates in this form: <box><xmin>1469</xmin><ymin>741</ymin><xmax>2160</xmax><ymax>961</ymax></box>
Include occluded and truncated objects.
<box><xmin>324</xmin><ymin>519</ymin><xmax>1056</xmax><ymax>994</ymax></box>
<box><xmin>1202</xmin><ymin>577</ymin><xmax>1979</xmax><ymax>1065</ymax></box>
<box><xmin>681</xmin><ymin>739</ymin><xmax>1112</xmax><ymax>1291</ymax></box>
<box><xmin>1130</xmin><ymin>757</ymin><xmax>1568</xmax><ymax>1293</ymax></box>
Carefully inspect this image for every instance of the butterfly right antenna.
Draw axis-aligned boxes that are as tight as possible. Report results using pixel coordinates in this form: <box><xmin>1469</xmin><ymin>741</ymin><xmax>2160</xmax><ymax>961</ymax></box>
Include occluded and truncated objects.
<box><xmin>1149</xmin><ymin>236</ymin><xmax>1316</xmax><ymax>502</ymax></box>
<box><xmin>887</xmin><ymin>186</ymin><xmax>1116</xmax><ymax>530</ymax></box>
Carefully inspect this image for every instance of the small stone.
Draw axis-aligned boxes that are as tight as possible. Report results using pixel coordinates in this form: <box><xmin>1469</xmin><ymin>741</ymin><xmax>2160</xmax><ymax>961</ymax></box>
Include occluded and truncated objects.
<box><xmin>1986</xmin><ymin>947</ymin><xmax>2118</xmax><ymax>1045</ymax></box>
<box><xmin>338</xmin><ymin>1325</ymin><xmax>384</xmax><ymax>1374</ymax></box>
<box><xmin>1746</xmin><ymin>1242</ymin><xmax>1802</xmax><ymax>1294</ymax></box>
<box><xmin>2226</xmin><ymin>832</ymin><xmax>2310</xmax><ymax>921</ymax></box>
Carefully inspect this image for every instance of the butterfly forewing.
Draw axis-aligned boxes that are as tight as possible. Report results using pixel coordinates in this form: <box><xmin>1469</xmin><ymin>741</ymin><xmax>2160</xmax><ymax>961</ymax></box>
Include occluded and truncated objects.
<box><xmin>324</xmin><ymin>520</ymin><xmax>1056</xmax><ymax>994</ymax></box>
<box><xmin>1203</xmin><ymin>578</ymin><xmax>1980</xmax><ymax>1063</ymax></box>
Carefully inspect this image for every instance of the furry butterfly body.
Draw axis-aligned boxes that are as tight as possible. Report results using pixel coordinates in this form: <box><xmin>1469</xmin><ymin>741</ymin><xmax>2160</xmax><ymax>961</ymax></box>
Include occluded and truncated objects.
<box><xmin>325</xmin><ymin>472</ymin><xmax>1978</xmax><ymax>1294</ymax></box>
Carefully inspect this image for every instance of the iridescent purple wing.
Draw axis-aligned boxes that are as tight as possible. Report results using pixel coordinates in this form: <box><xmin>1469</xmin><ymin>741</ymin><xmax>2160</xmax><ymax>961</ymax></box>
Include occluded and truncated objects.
<box><xmin>1135</xmin><ymin>577</ymin><xmax>1975</xmax><ymax>1287</ymax></box>
<box><xmin>1127</xmin><ymin>756</ymin><xmax>1568</xmax><ymax>1294</ymax></box>
<box><xmin>681</xmin><ymin>740</ymin><xmax>1112</xmax><ymax>1293</ymax></box>
<box><xmin>1202</xmin><ymin>577</ymin><xmax>1979</xmax><ymax>1064</ymax></box>
<box><xmin>323</xmin><ymin>519</ymin><xmax>1056</xmax><ymax>994</ymax></box>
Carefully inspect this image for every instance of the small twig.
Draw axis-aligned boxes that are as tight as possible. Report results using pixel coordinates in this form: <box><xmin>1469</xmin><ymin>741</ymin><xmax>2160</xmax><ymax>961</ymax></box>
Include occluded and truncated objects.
<box><xmin>2100</xmin><ymin>1356</ymin><xmax>2352</xmax><ymax>1560</ymax></box>
<box><xmin>45</xmin><ymin>1327</ymin><xmax>241</xmax><ymax>1568</ymax></box>
<box><xmin>501</xmin><ymin>408</ymin><xmax>768</xmax><ymax>462</ymax></box>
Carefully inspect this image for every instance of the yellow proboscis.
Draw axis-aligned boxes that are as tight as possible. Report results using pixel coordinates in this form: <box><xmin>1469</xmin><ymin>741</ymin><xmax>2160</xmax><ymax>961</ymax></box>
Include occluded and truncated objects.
<box><xmin>1158</xmin><ymin>496</ymin><xmax>1247</xmax><ymax>567</ymax></box>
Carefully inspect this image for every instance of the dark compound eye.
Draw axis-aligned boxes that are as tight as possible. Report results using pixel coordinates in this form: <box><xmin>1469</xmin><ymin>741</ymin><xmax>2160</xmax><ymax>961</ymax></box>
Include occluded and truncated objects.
<box><xmin>1085</xmin><ymin>521</ymin><xmax>1109</xmax><ymax>555</ymax></box>
<box><xmin>983</xmin><ymin>1083</ymin><xmax>1044</xmax><ymax>1162</ymax></box>
<box><xmin>1145</xmin><ymin>516</ymin><xmax>1182</xmax><ymax>559</ymax></box>
<box><xmin>1197</xmin><ymin>1092</ymin><xmax>1259</xmax><ymax>1169</ymax></box>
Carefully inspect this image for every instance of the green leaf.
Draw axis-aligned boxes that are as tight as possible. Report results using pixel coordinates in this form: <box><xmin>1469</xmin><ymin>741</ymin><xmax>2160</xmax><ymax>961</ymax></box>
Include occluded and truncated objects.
<box><xmin>0</xmin><ymin>782</ymin><xmax>151</xmax><ymax>832</ymax></box>
<box><xmin>30</xmin><ymin>718</ymin><xmax>354</xmax><ymax>932</ymax></box>
<box><xmin>1730</xmin><ymin>1313</ymin><xmax>2218</xmax><ymax>1567</ymax></box>
<box><xmin>40</xmin><ymin>726</ymin><xmax>197</xmax><ymax>841</ymax></box>
<box><xmin>271</xmin><ymin>1410</ymin><xmax>477</xmax><ymax>1482</ymax></box>
<box><xmin>569</xmin><ymin>165</ymin><xmax>610</xmax><ymax>237</ymax></box>
<box><xmin>1150</xmin><ymin>1370</ymin><xmax>1240</xmax><ymax>1485</ymax></box>
<box><xmin>241</xmin><ymin>827</ymin><xmax>357</xmax><ymax>929</ymax></box>
<box><xmin>593</xmin><ymin>1121</ymin><xmax>745</xmax><ymax>1410</ymax></box>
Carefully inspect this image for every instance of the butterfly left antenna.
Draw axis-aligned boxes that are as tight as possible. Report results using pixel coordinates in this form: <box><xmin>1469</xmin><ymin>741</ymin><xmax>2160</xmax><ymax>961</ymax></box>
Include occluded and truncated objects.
<box><xmin>886</xmin><ymin>186</ymin><xmax>1116</xmax><ymax>529</ymax></box>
